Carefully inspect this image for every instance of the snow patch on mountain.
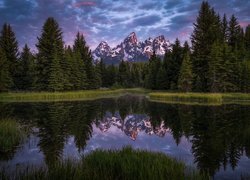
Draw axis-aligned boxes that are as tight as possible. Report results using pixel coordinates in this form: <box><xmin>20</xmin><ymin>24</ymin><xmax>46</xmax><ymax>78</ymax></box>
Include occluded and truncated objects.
<box><xmin>93</xmin><ymin>32</ymin><xmax>170</xmax><ymax>64</ymax></box>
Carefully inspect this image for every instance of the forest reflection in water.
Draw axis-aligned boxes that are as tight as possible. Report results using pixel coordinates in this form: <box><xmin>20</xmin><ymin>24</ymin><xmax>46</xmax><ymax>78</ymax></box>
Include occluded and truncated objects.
<box><xmin>0</xmin><ymin>95</ymin><xmax>250</xmax><ymax>178</ymax></box>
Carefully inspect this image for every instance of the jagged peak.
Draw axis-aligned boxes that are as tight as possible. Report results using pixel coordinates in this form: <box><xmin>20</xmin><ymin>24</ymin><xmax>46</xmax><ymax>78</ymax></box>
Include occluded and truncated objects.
<box><xmin>154</xmin><ymin>35</ymin><xmax>165</xmax><ymax>41</ymax></box>
<box><xmin>124</xmin><ymin>32</ymin><xmax>138</xmax><ymax>44</ymax></box>
<box><xmin>98</xmin><ymin>41</ymin><xmax>109</xmax><ymax>46</ymax></box>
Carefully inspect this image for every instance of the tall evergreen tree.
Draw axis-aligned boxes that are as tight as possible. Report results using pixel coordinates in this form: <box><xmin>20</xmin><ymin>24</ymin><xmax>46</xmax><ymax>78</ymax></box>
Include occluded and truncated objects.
<box><xmin>191</xmin><ymin>2</ymin><xmax>219</xmax><ymax>92</ymax></box>
<box><xmin>19</xmin><ymin>44</ymin><xmax>36</xmax><ymax>90</ymax></box>
<box><xmin>245</xmin><ymin>25</ymin><xmax>250</xmax><ymax>53</ymax></box>
<box><xmin>156</xmin><ymin>66</ymin><xmax>168</xmax><ymax>90</ymax></box>
<box><xmin>106</xmin><ymin>64</ymin><xmax>117</xmax><ymax>87</ymax></box>
<box><xmin>0</xmin><ymin>48</ymin><xmax>12</xmax><ymax>91</ymax></box>
<box><xmin>240</xmin><ymin>60</ymin><xmax>250</xmax><ymax>93</ymax></box>
<box><xmin>221</xmin><ymin>14</ymin><xmax>228</xmax><ymax>43</ymax></box>
<box><xmin>208</xmin><ymin>42</ymin><xmax>224</xmax><ymax>92</ymax></box>
<box><xmin>73</xmin><ymin>32</ymin><xmax>96</xmax><ymax>89</ymax></box>
<box><xmin>228</xmin><ymin>15</ymin><xmax>241</xmax><ymax>51</ymax></box>
<box><xmin>0</xmin><ymin>23</ymin><xmax>19</xmax><ymax>89</ymax></box>
<box><xmin>178</xmin><ymin>53</ymin><xmax>193</xmax><ymax>92</ymax></box>
<box><xmin>36</xmin><ymin>17</ymin><xmax>64</xmax><ymax>91</ymax></box>
<box><xmin>47</xmin><ymin>48</ymin><xmax>64</xmax><ymax>91</ymax></box>
<box><xmin>165</xmin><ymin>39</ymin><xmax>183</xmax><ymax>90</ymax></box>
<box><xmin>145</xmin><ymin>51</ymin><xmax>161</xmax><ymax>89</ymax></box>
<box><xmin>118</xmin><ymin>60</ymin><xmax>130</xmax><ymax>87</ymax></box>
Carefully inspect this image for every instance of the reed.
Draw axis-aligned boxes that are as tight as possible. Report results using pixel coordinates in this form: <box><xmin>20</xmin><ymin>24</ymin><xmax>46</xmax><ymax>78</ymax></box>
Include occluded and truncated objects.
<box><xmin>0</xmin><ymin>119</ymin><xmax>25</xmax><ymax>152</ymax></box>
<box><xmin>1</xmin><ymin>147</ymin><xmax>209</xmax><ymax>180</ymax></box>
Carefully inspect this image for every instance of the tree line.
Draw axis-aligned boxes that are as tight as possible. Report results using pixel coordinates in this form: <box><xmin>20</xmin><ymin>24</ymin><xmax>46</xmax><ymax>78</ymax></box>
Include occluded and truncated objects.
<box><xmin>0</xmin><ymin>1</ymin><xmax>250</xmax><ymax>92</ymax></box>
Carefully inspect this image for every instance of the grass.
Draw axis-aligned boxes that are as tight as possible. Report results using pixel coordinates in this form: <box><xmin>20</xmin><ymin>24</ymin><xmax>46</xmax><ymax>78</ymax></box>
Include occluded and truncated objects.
<box><xmin>0</xmin><ymin>88</ymin><xmax>249</xmax><ymax>105</ymax></box>
<box><xmin>0</xmin><ymin>88</ymin><xmax>147</xmax><ymax>102</ymax></box>
<box><xmin>0</xmin><ymin>119</ymin><xmax>25</xmax><ymax>152</ymax></box>
<box><xmin>0</xmin><ymin>147</ymin><xmax>209</xmax><ymax>180</ymax></box>
<box><xmin>149</xmin><ymin>92</ymin><xmax>250</xmax><ymax>105</ymax></box>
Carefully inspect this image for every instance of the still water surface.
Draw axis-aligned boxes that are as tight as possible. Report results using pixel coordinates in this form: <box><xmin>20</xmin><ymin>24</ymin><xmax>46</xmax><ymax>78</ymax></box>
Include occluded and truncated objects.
<box><xmin>0</xmin><ymin>95</ymin><xmax>250</xmax><ymax>179</ymax></box>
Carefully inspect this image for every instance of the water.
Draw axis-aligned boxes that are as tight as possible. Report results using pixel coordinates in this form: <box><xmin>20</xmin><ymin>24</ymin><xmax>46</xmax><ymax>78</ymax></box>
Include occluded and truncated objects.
<box><xmin>0</xmin><ymin>95</ymin><xmax>250</xmax><ymax>179</ymax></box>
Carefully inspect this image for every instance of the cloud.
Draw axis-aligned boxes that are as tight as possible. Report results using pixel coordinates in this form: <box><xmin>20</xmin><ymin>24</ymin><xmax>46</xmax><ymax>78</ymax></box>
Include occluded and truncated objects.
<box><xmin>73</xmin><ymin>1</ymin><xmax>96</xmax><ymax>8</ymax></box>
<box><xmin>0</xmin><ymin>0</ymin><xmax>249</xmax><ymax>50</ymax></box>
<box><xmin>131</xmin><ymin>15</ymin><xmax>162</xmax><ymax>27</ymax></box>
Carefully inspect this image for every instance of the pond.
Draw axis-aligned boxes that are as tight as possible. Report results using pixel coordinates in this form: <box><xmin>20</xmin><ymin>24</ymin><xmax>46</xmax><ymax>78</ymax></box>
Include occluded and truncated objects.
<box><xmin>0</xmin><ymin>95</ymin><xmax>250</xmax><ymax>179</ymax></box>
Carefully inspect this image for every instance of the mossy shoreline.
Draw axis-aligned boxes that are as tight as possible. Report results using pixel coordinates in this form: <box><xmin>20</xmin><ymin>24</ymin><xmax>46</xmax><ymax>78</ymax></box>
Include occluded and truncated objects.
<box><xmin>0</xmin><ymin>88</ymin><xmax>148</xmax><ymax>102</ymax></box>
<box><xmin>149</xmin><ymin>92</ymin><xmax>250</xmax><ymax>105</ymax></box>
<box><xmin>0</xmin><ymin>88</ymin><xmax>250</xmax><ymax>105</ymax></box>
<box><xmin>0</xmin><ymin>147</ymin><xmax>209</xmax><ymax>180</ymax></box>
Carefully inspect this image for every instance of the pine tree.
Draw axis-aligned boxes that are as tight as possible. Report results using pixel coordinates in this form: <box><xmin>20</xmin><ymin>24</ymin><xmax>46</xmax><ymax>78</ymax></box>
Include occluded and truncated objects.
<box><xmin>36</xmin><ymin>17</ymin><xmax>65</xmax><ymax>91</ymax></box>
<box><xmin>156</xmin><ymin>67</ymin><xmax>168</xmax><ymax>90</ymax></box>
<box><xmin>165</xmin><ymin>39</ymin><xmax>183</xmax><ymax>90</ymax></box>
<box><xmin>93</xmin><ymin>62</ymin><xmax>101</xmax><ymax>89</ymax></box>
<box><xmin>245</xmin><ymin>25</ymin><xmax>250</xmax><ymax>53</ymax></box>
<box><xmin>208</xmin><ymin>42</ymin><xmax>226</xmax><ymax>92</ymax></box>
<box><xmin>19</xmin><ymin>44</ymin><xmax>36</xmax><ymax>90</ymax></box>
<box><xmin>223</xmin><ymin>44</ymin><xmax>240</xmax><ymax>92</ymax></box>
<box><xmin>0</xmin><ymin>23</ymin><xmax>19</xmax><ymax>89</ymax></box>
<box><xmin>48</xmin><ymin>48</ymin><xmax>64</xmax><ymax>91</ymax></box>
<box><xmin>61</xmin><ymin>46</ymin><xmax>73</xmax><ymax>90</ymax></box>
<box><xmin>241</xmin><ymin>60</ymin><xmax>250</xmax><ymax>93</ymax></box>
<box><xmin>178</xmin><ymin>53</ymin><xmax>193</xmax><ymax>92</ymax></box>
<box><xmin>191</xmin><ymin>2</ymin><xmax>220</xmax><ymax>92</ymax></box>
<box><xmin>0</xmin><ymin>48</ymin><xmax>12</xmax><ymax>91</ymax></box>
<box><xmin>145</xmin><ymin>51</ymin><xmax>161</xmax><ymax>89</ymax></box>
<box><xmin>74</xmin><ymin>50</ymin><xmax>87</xmax><ymax>89</ymax></box>
<box><xmin>221</xmin><ymin>14</ymin><xmax>228</xmax><ymax>43</ymax></box>
<box><xmin>228</xmin><ymin>15</ymin><xmax>241</xmax><ymax>51</ymax></box>
<box><xmin>118</xmin><ymin>60</ymin><xmax>129</xmax><ymax>87</ymax></box>
<box><xmin>106</xmin><ymin>64</ymin><xmax>117</xmax><ymax>87</ymax></box>
<box><xmin>65</xmin><ymin>47</ymin><xmax>83</xmax><ymax>90</ymax></box>
<box><xmin>73</xmin><ymin>32</ymin><xmax>95</xmax><ymax>89</ymax></box>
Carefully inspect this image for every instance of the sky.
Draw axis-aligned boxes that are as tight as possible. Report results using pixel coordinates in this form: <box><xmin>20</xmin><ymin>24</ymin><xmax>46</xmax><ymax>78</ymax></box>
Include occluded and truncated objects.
<box><xmin>0</xmin><ymin>0</ymin><xmax>249</xmax><ymax>51</ymax></box>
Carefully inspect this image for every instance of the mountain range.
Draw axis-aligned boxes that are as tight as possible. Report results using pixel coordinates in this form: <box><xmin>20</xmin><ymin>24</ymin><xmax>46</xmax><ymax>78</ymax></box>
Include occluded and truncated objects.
<box><xmin>92</xmin><ymin>32</ymin><xmax>170</xmax><ymax>64</ymax></box>
<box><xmin>96</xmin><ymin>113</ymin><xmax>170</xmax><ymax>140</ymax></box>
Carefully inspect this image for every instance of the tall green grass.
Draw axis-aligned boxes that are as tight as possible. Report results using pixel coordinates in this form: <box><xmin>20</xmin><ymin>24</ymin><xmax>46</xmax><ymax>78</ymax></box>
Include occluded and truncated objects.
<box><xmin>0</xmin><ymin>88</ymin><xmax>147</xmax><ymax>102</ymax></box>
<box><xmin>1</xmin><ymin>147</ymin><xmax>209</xmax><ymax>180</ymax></box>
<box><xmin>0</xmin><ymin>119</ymin><xmax>25</xmax><ymax>152</ymax></box>
<box><xmin>149</xmin><ymin>92</ymin><xmax>250</xmax><ymax>105</ymax></box>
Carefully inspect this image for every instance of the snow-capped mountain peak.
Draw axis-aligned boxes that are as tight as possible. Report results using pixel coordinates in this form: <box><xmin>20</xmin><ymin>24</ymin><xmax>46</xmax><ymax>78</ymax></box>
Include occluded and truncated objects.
<box><xmin>93</xmin><ymin>32</ymin><xmax>170</xmax><ymax>64</ymax></box>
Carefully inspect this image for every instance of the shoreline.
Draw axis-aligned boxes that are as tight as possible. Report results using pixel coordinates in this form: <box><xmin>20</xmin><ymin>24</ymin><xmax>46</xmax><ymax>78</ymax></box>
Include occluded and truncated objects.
<box><xmin>1</xmin><ymin>89</ymin><xmax>250</xmax><ymax>105</ymax></box>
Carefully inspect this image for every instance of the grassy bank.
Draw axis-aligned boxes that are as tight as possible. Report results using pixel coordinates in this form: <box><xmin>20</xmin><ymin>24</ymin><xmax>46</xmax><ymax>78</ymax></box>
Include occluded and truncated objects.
<box><xmin>1</xmin><ymin>89</ymin><xmax>250</xmax><ymax>104</ymax></box>
<box><xmin>0</xmin><ymin>88</ymin><xmax>147</xmax><ymax>102</ymax></box>
<box><xmin>149</xmin><ymin>92</ymin><xmax>250</xmax><ymax>105</ymax></box>
<box><xmin>1</xmin><ymin>147</ymin><xmax>208</xmax><ymax>180</ymax></box>
<box><xmin>0</xmin><ymin>119</ymin><xmax>25</xmax><ymax>152</ymax></box>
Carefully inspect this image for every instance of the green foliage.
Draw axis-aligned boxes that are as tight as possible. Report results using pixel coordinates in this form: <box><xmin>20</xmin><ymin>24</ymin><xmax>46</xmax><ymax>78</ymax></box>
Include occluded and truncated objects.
<box><xmin>36</xmin><ymin>17</ymin><xmax>64</xmax><ymax>91</ymax></box>
<box><xmin>48</xmin><ymin>49</ymin><xmax>64</xmax><ymax>92</ymax></box>
<box><xmin>0</xmin><ymin>23</ymin><xmax>19</xmax><ymax>90</ymax></box>
<box><xmin>0</xmin><ymin>48</ymin><xmax>12</xmax><ymax>91</ymax></box>
<box><xmin>191</xmin><ymin>2</ymin><xmax>221</xmax><ymax>92</ymax></box>
<box><xmin>73</xmin><ymin>32</ymin><xmax>97</xmax><ymax>89</ymax></box>
<box><xmin>145</xmin><ymin>51</ymin><xmax>161</xmax><ymax>89</ymax></box>
<box><xmin>168</xmin><ymin>39</ymin><xmax>184</xmax><ymax>90</ymax></box>
<box><xmin>0</xmin><ymin>119</ymin><xmax>25</xmax><ymax>152</ymax></box>
<box><xmin>19</xmin><ymin>44</ymin><xmax>36</xmax><ymax>90</ymax></box>
<box><xmin>240</xmin><ymin>60</ymin><xmax>250</xmax><ymax>93</ymax></box>
<box><xmin>1</xmin><ymin>147</ymin><xmax>208</xmax><ymax>180</ymax></box>
<box><xmin>118</xmin><ymin>60</ymin><xmax>130</xmax><ymax>87</ymax></box>
<box><xmin>178</xmin><ymin>53</ymin><xmax>193</xmax><ymax>92</ymax></box>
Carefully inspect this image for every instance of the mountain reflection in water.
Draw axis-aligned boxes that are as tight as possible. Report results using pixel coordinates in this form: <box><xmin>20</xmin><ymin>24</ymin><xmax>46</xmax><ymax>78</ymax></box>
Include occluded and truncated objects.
<box><xmin>0</xmin><ymin>95</ymin><xmax>250</xmax><ymax>179</ymax></box>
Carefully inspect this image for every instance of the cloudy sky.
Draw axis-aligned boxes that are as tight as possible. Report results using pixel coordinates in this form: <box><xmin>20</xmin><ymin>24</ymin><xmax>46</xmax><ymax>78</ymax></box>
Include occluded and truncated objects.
<box><xmin>0</xmin><ymin>0</ymin><xmax>249</xmax><ymax>50</ymax></box>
